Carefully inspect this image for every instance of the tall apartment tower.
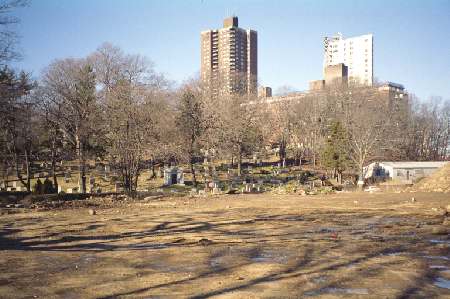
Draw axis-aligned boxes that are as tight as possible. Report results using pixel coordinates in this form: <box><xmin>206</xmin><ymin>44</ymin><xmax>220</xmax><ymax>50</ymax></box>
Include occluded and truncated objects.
<box><xmin>323</xmin><ymin>33</ymin><xmax>373</xmax><ymax>86</ymax></box>
<box><xmin>201</xmin><ymin>16</ymin><xmax>257</xmax><ymax>96</ymax></box>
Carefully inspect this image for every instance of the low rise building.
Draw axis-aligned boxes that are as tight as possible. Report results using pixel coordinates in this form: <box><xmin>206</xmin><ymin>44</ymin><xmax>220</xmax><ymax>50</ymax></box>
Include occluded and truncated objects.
<box><xmin>309</xmin><ymin>80</ymin><xmax>325</xmax><ymax>91</ymax></box>
<box><xmin>324</xmin><ymin>63</ymin><xmax>348</xmax><ymax>86</ymax></box>
<box><xmin>364</xmin><ymin>161</ymin><xmax>448</xmax><ymax>184</ymax></box>
<box><xmin>258</xmin><ymin>86</ymin><xmax>272</xmax><ymax>98</ymax></box>
<box><xmin>378</xmin><ymin>82</ymin><xmax>409</xmax><ymax>112</ymax></box>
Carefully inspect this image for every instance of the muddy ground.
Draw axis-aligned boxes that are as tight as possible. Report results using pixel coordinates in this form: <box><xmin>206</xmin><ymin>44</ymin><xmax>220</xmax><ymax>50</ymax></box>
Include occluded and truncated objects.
<box><xmin>0</xmin><ymin>192</ymin><xmax>449</xmax><ymax>298</ymax></box>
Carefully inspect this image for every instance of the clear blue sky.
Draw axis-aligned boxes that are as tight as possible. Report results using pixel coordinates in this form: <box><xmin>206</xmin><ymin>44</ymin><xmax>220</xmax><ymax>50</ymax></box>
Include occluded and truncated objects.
<box><xmin>11</xmin><ymin>0</ymin><xmax>450</xmax><ymax>100</ymax></box>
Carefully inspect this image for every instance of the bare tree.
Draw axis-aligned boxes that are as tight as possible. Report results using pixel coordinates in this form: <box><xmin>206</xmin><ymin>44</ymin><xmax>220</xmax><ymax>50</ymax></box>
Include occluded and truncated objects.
<box><xmin>175</xmin><ymin>80</ymin><xmax>207</xmax><ymax>187</ymax></box>
<box><xmin>0</xmin><ymin>0</ymin><xmax>28</xmax><ymax>65</ymax></box>
<box><xmin>212</xmin><ymin>91</ymin><xmax>263</xmax><ymax>176</ymax></box>
<box><xmin>90</xmin><ymin>43</ymin><xmax>174</xmax><ymax>192</ymax></box>
<box><xmin>290</xmin><ymin>93</ymin><xmax>327</xmax><ymax>168</ymax></box>
<box><xmin>41</xmin><ymin>59</ymin><xmax>99</xmax><ymax>193</ymax></box>
<box><xmin>0</xmin><ymin>67</ymin><xmax>34</xmax><ymax>190</ymax></box>
<box><xmin>403</xmin><ymin>97</ymin><xmax>450</xmax><ymax>161</ymax></box>
<box><xmin>340</xmin><ymin>87</ymin><xmax>392</xmax><ymax>187</ymax></box>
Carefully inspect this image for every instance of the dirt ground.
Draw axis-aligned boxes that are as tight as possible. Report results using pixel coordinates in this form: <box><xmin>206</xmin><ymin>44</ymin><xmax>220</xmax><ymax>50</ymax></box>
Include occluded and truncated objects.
<box><xmin>1</xmin><ymin>192</ymin><xmax>449</xmax><ymax>298</ymax></box>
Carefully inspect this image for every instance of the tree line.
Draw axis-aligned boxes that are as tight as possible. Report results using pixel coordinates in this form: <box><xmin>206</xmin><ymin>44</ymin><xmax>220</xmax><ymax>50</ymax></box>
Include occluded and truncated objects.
<box><xmin>0</xmin><ymin>0</ymin><xmax>448</xmax><ymax>192</ymax></box>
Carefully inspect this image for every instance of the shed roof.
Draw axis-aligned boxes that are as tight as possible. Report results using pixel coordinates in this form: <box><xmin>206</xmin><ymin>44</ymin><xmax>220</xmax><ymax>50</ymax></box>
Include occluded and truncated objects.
<box><xmin>378</xmin><ymin>161</ymin><xmax>448</xmax><ymax>169</ymax></box>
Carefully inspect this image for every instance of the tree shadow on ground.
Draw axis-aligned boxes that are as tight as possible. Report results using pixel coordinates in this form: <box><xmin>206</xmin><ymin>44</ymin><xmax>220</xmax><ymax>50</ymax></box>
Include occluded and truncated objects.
<box><xmin>0</xmin><ymin>209</ymin><xmax>444</xmax><ymax>298</ymax></box>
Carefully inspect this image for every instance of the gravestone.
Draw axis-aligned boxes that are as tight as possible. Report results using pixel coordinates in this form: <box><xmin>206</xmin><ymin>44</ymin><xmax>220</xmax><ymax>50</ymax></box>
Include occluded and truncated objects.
<box><xmin>190</xmin><ymin>188</ymin><xmax>198</xmax><ymax>196</ymax></box>
<box><xmin>212</xmin><ymin>187</ymin><xmax>221</xmax><ymax>195</ymax></box>
<box><xmin>115</xmin><ymin>182</ymin><xmax>123</xmax><ymax>193</ymax></box>
<box><xmin>67</xmin><ymin>187</ymin><xmax>78</xmax><ymax>194</ymax></box>
<box><xmin>64</xmin><ymin>171</ymin><xmax>71</xmax><ymax>183</ymax></box>
<box><xmin>12</xmin><ymin>181</ymin><xmax>22</xmax><ymax>188</ymax></box>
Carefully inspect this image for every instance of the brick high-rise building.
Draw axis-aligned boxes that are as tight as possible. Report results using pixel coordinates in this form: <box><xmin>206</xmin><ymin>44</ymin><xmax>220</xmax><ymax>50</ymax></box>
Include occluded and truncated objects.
<box><xmin>201</xmin><ymin>16</ymin><xmax>257</xmax><ymax>96</ymax></box>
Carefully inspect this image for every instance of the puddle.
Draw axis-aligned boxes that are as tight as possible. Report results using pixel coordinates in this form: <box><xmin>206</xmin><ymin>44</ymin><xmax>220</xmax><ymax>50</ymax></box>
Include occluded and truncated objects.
<box><xmin>386</xmin><ymin>252</ymin><xmax>403</xmax><ymax>256</ymax></box>
<box><xmin>423</xmin><ymin>255</ymin><xmax>450</xmax><ymax>261</ymax></box>
<box><xmin>80</xmin><ymin>255</ymin><xmax>97</xmax><ymax>263</ymax></box>
<box><xmin>304</xmin><ymin>287</ymin><xmax>369</xmax><ymax>296</ymax></box>
<box><xmin>319</xmin><ymin>228</ymin><xmax>337</xmax><ymax>233</ymax></box>
<box><xmin>312</xmin><ymin>276</ymin><xmax>328</xmax><ymax>284</ymax></box>
<box><xmin>145</xmin><ymin>261</ymin><xmax>201</xmax><ymax>273</ymax></box>
<box><xmin>378</xmin><ymin>250</ymin><xmax>406</xmax><ymax>257</ymax></box>
<box><xmin>430</xmin><ymin>265</ymin><xmax>448</xmax><ymax>269</ymax></box>
<box><xmin>430</xmin><ymin>239</ymin><xmax>450</xmax><ymax>245</ymax></box>
<box><xmin>127</xmin><ymin>243</ymin><xmax>169</xmax><ymax>249</ymax></box>
<box><xmin>434</xmin><ymin>277</ymin><xmax>450</xmax><ymax>290</ymax></box>
<box><xmin>250</xmin><ymin>250</ymin><xmax>290</xmax><ymax>264</ymax></box>
<box><xmin>283</xmin><ymin>216</ymin><xmax>304</xmax><ymax>221</ymax></box>
<box><xmin>210</xmin><ymin>255</ymin><xmax>234</xmax><ymax>269</ymax></box>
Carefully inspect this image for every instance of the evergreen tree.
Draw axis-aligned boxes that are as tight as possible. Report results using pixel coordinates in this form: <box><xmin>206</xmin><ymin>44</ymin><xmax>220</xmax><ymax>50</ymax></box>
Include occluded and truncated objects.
<box><xmin>321</xmin><ymin>121</ymin><xmax>351</xmax><ymax>184</ymax></box>
<box><xmin>43</xmin><ymin>177</ymin><xmax>54</xmax><ymax>194</ymax></box>
<box><xmin>33</xmin><ymin>178</ymin><xmax>43</xmax><ymax>194</ymax></box>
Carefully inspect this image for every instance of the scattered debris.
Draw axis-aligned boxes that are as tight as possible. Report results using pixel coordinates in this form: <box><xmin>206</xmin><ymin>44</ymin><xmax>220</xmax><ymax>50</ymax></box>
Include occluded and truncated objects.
<box><xmin>432</xmin><ymin>207</ymin><xmax>448</xmax><ymax>216</ymax></box>
<box><xmin>88</xmin><ymin>209</ymin><xmax>96</xmax><ymax>216</ymax></box>
<box><xmin>198</xmin><ymin>238</ymin><xmax>213</xmax><ymax>246</ymax></box>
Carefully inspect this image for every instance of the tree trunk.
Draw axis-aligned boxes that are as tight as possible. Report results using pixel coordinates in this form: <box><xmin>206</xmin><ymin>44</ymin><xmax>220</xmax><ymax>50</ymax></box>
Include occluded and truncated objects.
<box><xmin>76</xmin><ymin>134</ymin><xmax>86</xmax><ymax>193</ymax></box>
<box><xmin>14</xmin><ymin>150</ymin><xmax>27</xmax><ymax>189</ymax></box>
<box><xmin>150</xmin><ymin>159</ymin><xmax>156</xmax><ymax>179</ymax></box>
<box><xmin>337</xmin><ymin>171</ymin><xmax>342</xmax><ymax>185</ymax></box>
<box><xmin>279</xmin><ymin>139</ymin><xmax>286</xmax><ymax>167</ymax></box>
<box><xmin>313</xmin><ymin>152</ymin><xmax>316</xmax><ymax>168</ymax></box>
<box><xmin>237</xmin><ymin>146</ymin><xmax>242</xmax><ymax>177</ymax></box>
<box><xmin>357</xmin><ymin>163</ymin><xmax>364</xmax><ymax>189</ymax></box>
<box><xmin>133</xmin><ymin>171</ymin><xmax>139</xmax><ymax>193</ymax></box>
<box><xmin>190</xmin><ymin>158</ymin><xmax>197</xmax><ymax>187</ymax></box>
<box><xmin>25</xmin><ymin>149</ymin><xmax>31</xmax><ymax>191</ymax></box>
<box><xmin>51</xmin><ymin>139</ymin><xmax>58</xmax><ymax>193</ymax></box>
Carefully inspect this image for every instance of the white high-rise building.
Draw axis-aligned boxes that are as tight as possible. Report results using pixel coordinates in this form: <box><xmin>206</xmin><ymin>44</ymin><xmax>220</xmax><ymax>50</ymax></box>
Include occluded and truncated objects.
<box><xmin>323</xmin><ymin>33</ymin><xmax>373</xmax><ymax>86</ymax></box>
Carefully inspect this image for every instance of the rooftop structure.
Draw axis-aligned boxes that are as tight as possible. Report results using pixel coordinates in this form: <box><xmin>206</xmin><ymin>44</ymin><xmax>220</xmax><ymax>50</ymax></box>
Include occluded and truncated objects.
<box><xmin>324</xmin><ymin>33</ymin><xmax>373</xmax><ymax>86</ymax></box>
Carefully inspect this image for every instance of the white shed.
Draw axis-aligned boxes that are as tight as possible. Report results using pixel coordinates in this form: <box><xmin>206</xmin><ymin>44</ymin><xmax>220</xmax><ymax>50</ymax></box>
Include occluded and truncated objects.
<box><xmin>364</xmin><ymin>161</ymin><xmax>448</xmax><ymax>184</ymax></box>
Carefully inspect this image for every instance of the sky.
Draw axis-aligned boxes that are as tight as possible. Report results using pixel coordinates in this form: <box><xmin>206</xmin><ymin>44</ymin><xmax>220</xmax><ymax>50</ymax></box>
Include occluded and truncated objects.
<box><xmin>10</xmin><ymin>0</ymin><xmax>450</xmax><ymax>100</ymax></box>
